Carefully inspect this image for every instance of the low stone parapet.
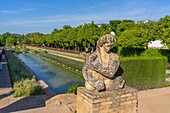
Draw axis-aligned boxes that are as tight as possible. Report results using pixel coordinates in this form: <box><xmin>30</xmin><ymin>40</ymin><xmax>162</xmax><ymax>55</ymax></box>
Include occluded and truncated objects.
<box><xmin>77</xmin><ymin>87</ymin><xmax>138</xmax><ymax>113</ymax></box>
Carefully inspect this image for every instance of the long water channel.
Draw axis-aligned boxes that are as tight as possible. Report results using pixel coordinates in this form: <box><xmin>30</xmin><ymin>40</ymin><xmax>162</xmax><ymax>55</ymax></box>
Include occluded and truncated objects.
<box><xmin>18</xmin><ymin>53</ymin><xmax>84</xmax><ymax>94</ymax></box>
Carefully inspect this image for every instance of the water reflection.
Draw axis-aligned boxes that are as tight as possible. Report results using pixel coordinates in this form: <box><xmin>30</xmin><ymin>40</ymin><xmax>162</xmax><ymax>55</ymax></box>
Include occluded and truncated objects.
<box><xmin>18</xmin><ymin>54</ymin><xmax>84</xmax><ymax>94</ymax></box>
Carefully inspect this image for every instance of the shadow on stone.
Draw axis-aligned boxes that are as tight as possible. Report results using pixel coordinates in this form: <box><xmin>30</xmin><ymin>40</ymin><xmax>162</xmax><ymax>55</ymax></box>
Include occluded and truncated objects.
<box><xmin>0</xmin><ymin>95</ymin><xmax>45</xmax><ymax>112</ymax></box>
<box><xmin>0</xmin><ymin>91</ymin><xmax>13</xmax><ymax>100</ymax></box>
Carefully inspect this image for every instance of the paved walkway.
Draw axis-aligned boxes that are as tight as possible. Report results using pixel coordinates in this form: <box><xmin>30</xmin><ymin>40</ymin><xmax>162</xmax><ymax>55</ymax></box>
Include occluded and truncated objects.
<box><xmin>138</xmin><ymin>87</ymin><xmax>170</xmax><ymax>113</ymax></box>
<box><xmin>0</xmin><ymin>62</ymin><xmax>12</xmax><ymax>89</ymax></box>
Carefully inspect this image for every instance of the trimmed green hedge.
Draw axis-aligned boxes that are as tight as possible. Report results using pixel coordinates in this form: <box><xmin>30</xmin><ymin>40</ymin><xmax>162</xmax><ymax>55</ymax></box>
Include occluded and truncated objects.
<box><xmin>116</xmin><ymin>57</ymin><xmax>167</xmax><ymax>90</ymax></box>
<box><xmin>37</xmin><ymin>52</ymin><xmax>83</xmax><ymax>73</ymax></box>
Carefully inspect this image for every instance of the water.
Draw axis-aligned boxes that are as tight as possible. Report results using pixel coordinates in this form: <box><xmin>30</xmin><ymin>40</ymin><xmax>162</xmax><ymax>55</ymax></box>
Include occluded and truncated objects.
<box><xmin>18</xmin><ymin>53</ymin><xmax>84</xmax><ymax>94</ymax></box>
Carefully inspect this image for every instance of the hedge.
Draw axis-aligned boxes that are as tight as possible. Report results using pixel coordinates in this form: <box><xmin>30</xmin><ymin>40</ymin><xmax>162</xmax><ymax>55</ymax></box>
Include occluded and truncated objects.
<box><xmin>37</xmin><ymin>52</ymin><xmax>83</xmax><ymax>72</ymax></box>
<box><xmin>116</xmin><ymin>57</ymin><xmax>167</xmax><ymax>90</ymax></box>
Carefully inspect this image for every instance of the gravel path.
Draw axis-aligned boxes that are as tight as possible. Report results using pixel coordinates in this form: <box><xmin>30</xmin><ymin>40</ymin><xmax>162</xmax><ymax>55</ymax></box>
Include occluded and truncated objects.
<box><xmin>27</xmin><ymin>46</ymin><xmax>84</xmax><ymax>62</ymax></box>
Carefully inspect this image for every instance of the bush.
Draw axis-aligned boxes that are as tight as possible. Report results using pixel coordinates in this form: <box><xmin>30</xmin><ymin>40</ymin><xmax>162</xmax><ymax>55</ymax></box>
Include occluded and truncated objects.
<box><xmin>43</xmin><ymin>50</ymin><xmax>48</xmax><ymax>54</ymax></box>
<box><xmin>14</xmin><ymin>48</ymin><xmax>21</xmax><ymax>54</ymax></box>
<box><xmin>67</xmin><ymin>84</ymin><xmax>78</xmax><ymax>94</ymax></box>
<box><xmin>140</xmin><ymin>49</ymin><xmax>162</xmax><ymax>57</ymax></box>
<box><xmin>116</xmin><ymin>57</ymin><xmax>167</xmax><ymax>90</ymax></box>
<box><xmin>115</xmin><ymin>47</ymin><xmax>145</xmax><ymax>57</ymax></box>
<box><xmin>33</xmin><ymin>50</ymin><xmax>38</xmax><ymax>54</ymax></box>
<box><xmin>13</xmin><ymin>78</ymin><xmax>43</xmax><ymax>97</ymax></box>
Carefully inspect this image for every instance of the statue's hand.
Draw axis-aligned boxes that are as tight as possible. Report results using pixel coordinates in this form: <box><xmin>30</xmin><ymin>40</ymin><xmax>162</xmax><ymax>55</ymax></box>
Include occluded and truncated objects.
<box><xmin>95</xmin><ymin>79</ymin><xmax>105</xmax><ymax>91</ymax></box>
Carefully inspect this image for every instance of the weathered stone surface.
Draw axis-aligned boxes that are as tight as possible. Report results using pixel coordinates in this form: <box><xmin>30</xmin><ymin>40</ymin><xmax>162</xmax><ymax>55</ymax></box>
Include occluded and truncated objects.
<box><xmin>45</xmin><ymin>94</ymin><xmax>76</xmax><ymax>112</ymax></box>
<box><xmin>82</xmin><ymin>34</ymin><xmax>125</xmax><ymax>92</ymax></box>
<box><xmin>77</xmin><ymin>87</ymin><xmax>138</xmax><ymax>113</ymax></box>
<box><xmin>45</xmin><ymin>94</ymin><xmax>76</xmax><ymax>106</ymax></box>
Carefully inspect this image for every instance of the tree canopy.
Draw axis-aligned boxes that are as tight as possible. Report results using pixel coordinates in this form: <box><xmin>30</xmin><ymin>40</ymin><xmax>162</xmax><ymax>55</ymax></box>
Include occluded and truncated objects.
<box><xmin>1</xmin><ymin>16</ymin><xmax>170</xmax><ymax>51</ymax></box>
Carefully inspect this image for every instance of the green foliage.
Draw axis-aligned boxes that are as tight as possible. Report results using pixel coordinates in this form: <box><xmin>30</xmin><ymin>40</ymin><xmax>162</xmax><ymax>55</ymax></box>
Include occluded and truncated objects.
<box><xmin>1</xmin><ymin>15</ymin><xmax>170</xmax><ymax>51</ymax></box>
<box><xmin>13</xmin><ymin>78</ymin><xmax>43</xmax><ymax>97</ymax></box>
<box><xmin>43</xmin><ymin>50</ymin><xmax>48</xmax><ymax>54</ymax></box>
<box><xmin>159</xmin><ymin>49</ymin><xmax>170</xmax><ymax>62</ymax></box>
<box><xmin>22</xmin><ymin>48</ymin><xmax>29</xmax><ymax>53</ymax></box>
<box><xmin>33</xmin><ymin>50</ymin><xmax>38</xmax><ymax>54</ymax></box>
<box><xmin>14</xmin><ymin>48</ymin><xmax>21</xmax><ymax>54</ymax></box>
<box><xmin>140</xmin><ymin>49</ymin><xmax>162</xmax><ymax>57</ymax></box>
<box><xmin>109</xmin><ymin>20</ymin><xmax>121</xmax><ymax>33</ymax></box>
<box><xmin>23</xmin><ymin>37</ymin><xmax>31</xmax><ymax>44</ymax></box>
<box><xmin>67</xmin><ymin>84</ymin><xmax>78</xmax><ymax>94</ymax></box>
<box><xmin>6</xmin><ymin>36</ymin><xmax>17</xmax><ymax>45</ymax></box>
<box><xmin>116</xmin><ymin>47</ymin><xmax>145</xmax><ymax>57</ymax></box>
<box><xmin>37</xmin><ymin>52</ymin><xmax>83</xmax><ymax>72</ymax></box>
<box><xmin>0</xmin><ymin>35</ymin><xmax>5</xmax><ymax>46</ymax></box>
<box><xmin>6</xmin><ymin>51</ymin><xmax>43</xmax><ymax>97</ymax></box>
<box><xmin>158</xmin><ymin>16</ymin><xmax>170</xmax><ymax>48</ymax></box>
<box><xmin>117</xmin><ymin>57</ymin><xmax>167</xmax><ymax>90</ymax></box>
<box><xmin>116</xmin><ymin>24</ymin><xmax>149</xmax><ymax>48</ymax></box>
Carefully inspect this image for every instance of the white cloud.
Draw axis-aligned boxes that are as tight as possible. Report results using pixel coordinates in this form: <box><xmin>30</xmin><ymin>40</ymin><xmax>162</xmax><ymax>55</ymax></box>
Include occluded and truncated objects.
<box><xmin>0</xmin><ymin>8</ymin><xmax>164</xmax><ymax>28</ymax></box>
<box><xmin>0</xmin><ymin>7</ymin><xmax>37</xmax><ymax>14</ymax></box>
<box><xmin>80</xmin><ymin>1</ymin><xmax>116</xmax><ymax>11</ymax></box>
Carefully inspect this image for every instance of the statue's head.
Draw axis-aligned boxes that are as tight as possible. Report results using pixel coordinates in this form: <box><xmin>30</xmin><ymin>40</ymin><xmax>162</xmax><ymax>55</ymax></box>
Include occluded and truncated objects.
<box><xmin>97</xmin><ymin>34</ymin><xmax>116</xmax><ymax>53</ymax></box>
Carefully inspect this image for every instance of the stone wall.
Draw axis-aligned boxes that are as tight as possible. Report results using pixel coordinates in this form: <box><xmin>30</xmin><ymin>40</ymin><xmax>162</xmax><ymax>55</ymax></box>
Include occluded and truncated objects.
<box><xmin>77</xmin><ymin>87</ymin><xmax>138</xmax><ymax>113</ymax></box>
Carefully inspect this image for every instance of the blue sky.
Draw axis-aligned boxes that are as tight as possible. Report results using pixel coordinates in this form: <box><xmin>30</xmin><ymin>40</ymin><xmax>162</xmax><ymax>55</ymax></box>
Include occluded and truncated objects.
<box><xmin>0</xmin><ymin>0</ymin><xmax>170</xmax><ymax>34</ymax></box>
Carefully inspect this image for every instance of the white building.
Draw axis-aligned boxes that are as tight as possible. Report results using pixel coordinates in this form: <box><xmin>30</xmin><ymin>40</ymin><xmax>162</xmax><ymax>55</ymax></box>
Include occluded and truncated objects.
<box><xmin>148</xmin><ymin>40</ymin><xmax>168</xmax><ymax>49</ymax></box>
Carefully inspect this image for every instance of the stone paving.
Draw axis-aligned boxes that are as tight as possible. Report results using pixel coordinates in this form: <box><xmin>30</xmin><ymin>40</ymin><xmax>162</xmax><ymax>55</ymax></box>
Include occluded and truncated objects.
<box><xmin>138</xmin><ymin>87</ymin><xmax>170</xmax><ymax>113</ymax></box>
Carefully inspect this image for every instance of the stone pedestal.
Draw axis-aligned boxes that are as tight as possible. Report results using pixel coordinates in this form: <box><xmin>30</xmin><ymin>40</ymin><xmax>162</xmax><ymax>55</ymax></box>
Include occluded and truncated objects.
<box><xmin>77</xmin><ymin>87</ymin><xmax>138</xmax><ymax>113</ymax></box>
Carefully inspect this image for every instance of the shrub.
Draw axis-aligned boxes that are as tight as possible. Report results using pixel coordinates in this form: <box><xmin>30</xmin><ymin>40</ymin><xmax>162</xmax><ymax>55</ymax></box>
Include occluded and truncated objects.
<box><xmin>33</xmin><ymin>50</ymin><xmax>38</xmax><ymax>54</ymax></box>
<box><xmin>115</xmin><ymin>47</ymin><xmax>145</xmax><ymax>57</ymax></box>
<box><xmin>43</xmin><ymin>50</ymin><xmax>48</xmax><ymax>54</ymax></box>
<box><xmin>67</xmin><ymin>84</ymin><xmax>78</xmax><ymax>94</ymax></box>
<box><xmin>22</xmin><ymin>48</ymin><xmax>29</xmax><ymax>53</ymax></box>
<box><xmin>13</xmin><ymin>78</ymin><xmax>43</xmax><ymax>97</ymax></box>
<box><xmin>116</xmin><ymin>57</ymin><xmax>167</xmax><ymax>90</ymax></box>
<box><xmin>140</xmin><ymin>49</ymin><xmax>162</xmax><ymax>57</ymax></box>
<box><xmin>14</xmin><ymin>48</ymin><xmax>21</xmax><ymax>54</ymax></box>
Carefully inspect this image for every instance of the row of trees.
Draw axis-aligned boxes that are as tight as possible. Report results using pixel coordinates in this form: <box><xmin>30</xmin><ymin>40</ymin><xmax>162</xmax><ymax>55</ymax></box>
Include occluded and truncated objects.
<box><xmin>0</xmin><ymin>16</ymin><xmax>170</xmax><ymax>51</ymax></box>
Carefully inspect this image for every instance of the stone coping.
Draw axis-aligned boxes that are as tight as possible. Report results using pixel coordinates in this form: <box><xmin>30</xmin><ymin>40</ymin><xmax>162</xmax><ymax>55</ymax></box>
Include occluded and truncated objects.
<box><xmin>78</xmin><ymin>86</ymin><xmax>138</xmax><ymax>100</ymax></box>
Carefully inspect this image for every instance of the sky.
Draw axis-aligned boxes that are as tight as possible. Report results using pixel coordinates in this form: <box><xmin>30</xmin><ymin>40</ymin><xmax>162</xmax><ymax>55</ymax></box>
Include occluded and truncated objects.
<box><xmin>0</xmin><ymin>0</ymin><xmax>170</xmax><ymax>34</ymax></box>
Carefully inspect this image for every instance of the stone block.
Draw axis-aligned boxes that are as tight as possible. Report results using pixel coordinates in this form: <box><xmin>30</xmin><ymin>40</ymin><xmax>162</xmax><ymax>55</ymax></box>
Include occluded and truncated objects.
<box><xmin>77</xmin><ymin>87</ymin><xmax>138</xmax><ymax>113</ymax></box>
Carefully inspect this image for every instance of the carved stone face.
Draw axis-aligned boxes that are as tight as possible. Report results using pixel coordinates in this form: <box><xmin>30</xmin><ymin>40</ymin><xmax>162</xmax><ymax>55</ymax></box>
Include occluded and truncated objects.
<box><xmin>103</xmin><ymin>38</ymin><xmax>114</xmax><ymax>53</ymax></box>
<box><xmin>103</xmin><ymin>44</ymin><xmax>111</xmax><ymax>53</ymax></box>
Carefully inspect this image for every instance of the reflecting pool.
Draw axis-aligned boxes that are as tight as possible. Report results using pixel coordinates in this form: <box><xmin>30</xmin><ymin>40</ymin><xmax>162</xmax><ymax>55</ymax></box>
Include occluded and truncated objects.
<box><xmin>18</xmin><ymin>54</ymin><xmax>84</xmax><ymax>94</ymax></box>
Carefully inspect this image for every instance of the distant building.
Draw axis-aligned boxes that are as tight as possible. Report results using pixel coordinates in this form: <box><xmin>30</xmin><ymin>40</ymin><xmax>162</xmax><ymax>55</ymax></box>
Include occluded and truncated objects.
<box><xmin>110</xmin><ymin>31</ymin><xmax>115</xmax><ymax>36</ymax></box>
<box><xmin>148</xmin><ymin>40</ymin><xmax>168</xmax><ymax>49</ymax></box>
<box><xmin>136</xmin><ymin>20</ymin><xmax>149</xmax><ymax>24</ymax></box>
<box><xmin>96</xmin><ymin>23</ymin><xmax>109</xmax><ymax>27</ymax></box>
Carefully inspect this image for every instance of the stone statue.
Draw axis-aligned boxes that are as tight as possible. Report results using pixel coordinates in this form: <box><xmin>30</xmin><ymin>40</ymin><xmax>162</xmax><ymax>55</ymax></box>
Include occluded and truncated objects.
<box><xmin>82</xmin><ymin>34</ymin><xmax>125</xmax><ymax>92</ymax></box>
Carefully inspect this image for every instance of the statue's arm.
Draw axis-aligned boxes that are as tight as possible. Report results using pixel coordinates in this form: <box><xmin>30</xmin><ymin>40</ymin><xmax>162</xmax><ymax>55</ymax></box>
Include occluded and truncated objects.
<box><xmin>85</xmin><ymin>53</ymin><xmax>98</xmax><ymax>69</ymax></box>
<box><xmin>92</xmin><ymin>54</ymin><xmax>120</xmax><ymax>78</ymax></box>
